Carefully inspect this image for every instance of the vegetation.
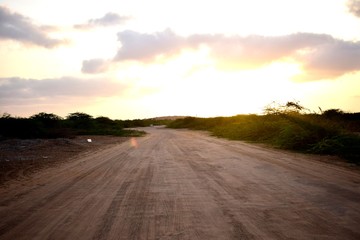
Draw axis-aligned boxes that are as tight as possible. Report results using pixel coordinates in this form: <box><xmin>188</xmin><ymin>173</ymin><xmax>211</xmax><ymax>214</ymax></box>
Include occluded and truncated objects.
<box><xmin>168</xmin><ymin>102</ymin><xmax>360</xmax><ymax>163</ymax></box>
<box><xmin>0</xmin><ymin>112</ymin><xmax>170</xmax><ymax>139</ymax></box>
<box><xmin>121</xmin><ymin>118</ymin><xmax>173</xmax><ymax>128</ymax></box>
<box><xmin>2</xmin><ymin>104</ymin><xmax>359</xmax><ymax>163</ymax></box>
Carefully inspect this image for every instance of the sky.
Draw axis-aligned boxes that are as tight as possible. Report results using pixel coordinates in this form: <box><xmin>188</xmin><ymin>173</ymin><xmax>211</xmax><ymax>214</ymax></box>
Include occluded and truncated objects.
<box><xmin>0</xmin><ymin>0</ymin><xmax>360</xmax><ymax>119</ymax></box>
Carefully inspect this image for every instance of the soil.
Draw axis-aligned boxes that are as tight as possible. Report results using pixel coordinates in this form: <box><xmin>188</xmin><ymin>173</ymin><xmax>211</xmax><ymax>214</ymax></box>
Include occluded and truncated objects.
<box><xmin>0</xmin><ymin>127</ymin><xmax>360</xmax><ymax>239</ymax></box>
<box><xmin>0</xmin><ymin>135</ymin><xmax>129</xmax><ymax>185</ymax></box>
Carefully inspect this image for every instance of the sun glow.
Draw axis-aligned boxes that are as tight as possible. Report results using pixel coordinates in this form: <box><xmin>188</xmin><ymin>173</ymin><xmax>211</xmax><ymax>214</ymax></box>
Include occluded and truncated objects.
<box><xmin>114</xmin><ymin>50</ymin><xmax>304</xmax><ymax>117</ymax></box>
<box><xmin>171</xmin><ymin>61</ymin><xmax>303</xmax><ymax>116</ymax></box>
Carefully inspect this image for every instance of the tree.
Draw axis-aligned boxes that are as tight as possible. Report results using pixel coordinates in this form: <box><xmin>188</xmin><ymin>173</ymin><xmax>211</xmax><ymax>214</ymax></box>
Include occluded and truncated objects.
<box><xmin>66</xmin><ymin>112</ymin><xmax>93</xmax><ymax>121</ymax></box>
<box><xmin>322</xmin><ymin>109</ymin><xmax>345</xmax><ymax>118</ymax></box>
<box><xmin>66</xmin><ymin>112</ymin><xmax>93</xmax><ymax>130</ymax></box>
<box><xmin>30</xmin><ymin>112</ymin><xmax>62</xmax><ymax>125</ymax></box>
<box><xmin>31</xmin><ymin>112</ymin><xmax>62</xmax><ymax>120</ymax></box>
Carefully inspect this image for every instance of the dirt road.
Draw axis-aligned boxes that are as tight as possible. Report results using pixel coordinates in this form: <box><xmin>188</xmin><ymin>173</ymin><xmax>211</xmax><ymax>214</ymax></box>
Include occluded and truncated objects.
<box><xmin>1</xmin><ymin>127</ymin><xmax>360</xmax><ymax>240</ymax></box>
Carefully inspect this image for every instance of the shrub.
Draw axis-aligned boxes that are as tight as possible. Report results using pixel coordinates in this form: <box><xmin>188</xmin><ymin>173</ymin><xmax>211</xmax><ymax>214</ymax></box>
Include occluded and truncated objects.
<box><xmin>167</xmin><ymin>110</ymin><xmax>360</xmax><ymax>163</ymax></box>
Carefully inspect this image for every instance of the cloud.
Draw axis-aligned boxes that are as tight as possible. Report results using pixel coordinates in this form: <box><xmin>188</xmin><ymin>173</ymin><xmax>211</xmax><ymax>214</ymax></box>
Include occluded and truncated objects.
<box><xmin>348</xmin><ymin>0</ymin><xmax>360</xmax><ymax>17</ymax></box>
<box><xmin>113</xmin><ymin>29</ymin><xmax>360</xmax><ymax>81</ymax></box>
<box><xmin>0</xmin><ymin>6</ymin><xmax>66</xmax><ymax>48</ymax></box>
<box><xmin>81</xmin><ymin>59</ymin><xmax>110</xmax><ymax>74</ymax></box>
<box><xmin>114</xmin><ymin>29</ymin><xmax>187</xmax><ymax>61</ymax></box>
<box><xmin>74</xmin><ymin>12</ymin><xmax>130</xmax><ymax>30</ymax></box>
<box><xmin>0</xmin><ymin>77</ymin><xmax>127</xmax><ymax>102</ymax></box>
<box><xmin>113</xmin><ymin>30</ymin><xmax>331</xmax><ymax>65</ymax></box>
<box><xmin>294</xmin><ymin>40</ymin><xmax>360</xmax><ymax>81</ymax></box>
<box><xmin>202</xmin><ymin>33</ymin><xmax>332</xmax><ymax>69</ymax></box>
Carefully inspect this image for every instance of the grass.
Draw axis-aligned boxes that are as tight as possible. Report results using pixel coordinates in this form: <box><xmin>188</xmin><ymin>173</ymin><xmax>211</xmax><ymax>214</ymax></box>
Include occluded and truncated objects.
<box><xmin>167</xmin><ymin>110</ymin><xmax>360</xmax><ymax>164</ymax></box>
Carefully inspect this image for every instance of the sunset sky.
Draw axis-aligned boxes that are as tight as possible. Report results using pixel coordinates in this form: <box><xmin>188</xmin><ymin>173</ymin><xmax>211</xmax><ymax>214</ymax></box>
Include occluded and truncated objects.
<box><xmin>1</xmin><ymin>0</ymin><xmax>360</xmax><ymax>119</ymax></box>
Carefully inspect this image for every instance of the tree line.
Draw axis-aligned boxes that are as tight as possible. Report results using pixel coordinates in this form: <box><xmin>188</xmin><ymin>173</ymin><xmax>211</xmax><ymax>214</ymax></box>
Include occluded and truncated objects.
<box><xmin>0</xmin><ymin>112</ymin><xmax>169</xmax><ymax>139</ymax></box>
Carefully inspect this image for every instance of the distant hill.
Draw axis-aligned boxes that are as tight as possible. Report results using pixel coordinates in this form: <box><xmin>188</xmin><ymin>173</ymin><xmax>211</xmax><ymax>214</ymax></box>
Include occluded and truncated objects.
<box><xmin>150</xmin><ymin>116</ymin><xmax>190</xmax><ymax>121</ymax></box>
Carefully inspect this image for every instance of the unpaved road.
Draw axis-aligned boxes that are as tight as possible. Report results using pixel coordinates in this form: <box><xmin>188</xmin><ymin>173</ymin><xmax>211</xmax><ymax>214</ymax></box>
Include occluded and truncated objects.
<box><xmin>1</xmin><ymin>127</ymin><xmax>360</xmax><ymax>240</ymax></box>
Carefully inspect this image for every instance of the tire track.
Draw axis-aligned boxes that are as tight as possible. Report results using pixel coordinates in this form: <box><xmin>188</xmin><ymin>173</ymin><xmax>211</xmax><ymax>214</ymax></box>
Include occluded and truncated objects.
<box><xmin>0</xmin><ymin>150</ymin><xmax>129</xmax><ymax>238</ymax></box>
<box><xmin>92</xmin><ymin>181</ymin><xmax>132</xmax><ymax>240</ymax></box>
<box><xmin>184</xmin><ymin>154</ymin><xmax>255</xmax><ymax>239</ymax></box>
<box><xmin>1</xmin><ymin>127</ymin><xmax>360</xmax><ymax>239</ymax></box>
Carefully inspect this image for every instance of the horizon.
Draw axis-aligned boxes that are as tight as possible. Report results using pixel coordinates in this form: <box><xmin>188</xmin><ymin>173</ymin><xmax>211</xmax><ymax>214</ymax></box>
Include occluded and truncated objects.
<box><xmin>3</xmin><ymin>106</ymin><xmax>360</xmax><ymax>122</ymax></box>
<box><xmin>1</xmin><ymin>0</ymin><xmax>360</xmax><ymax>119</ymax></box>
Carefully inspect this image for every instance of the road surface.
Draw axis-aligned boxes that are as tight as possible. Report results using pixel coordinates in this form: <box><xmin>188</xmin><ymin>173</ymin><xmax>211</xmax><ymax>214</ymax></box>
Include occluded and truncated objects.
<box><xmin>1</xmin><ymin>127</ymin><xmax>360</xmax><ymax>239</ymax></box>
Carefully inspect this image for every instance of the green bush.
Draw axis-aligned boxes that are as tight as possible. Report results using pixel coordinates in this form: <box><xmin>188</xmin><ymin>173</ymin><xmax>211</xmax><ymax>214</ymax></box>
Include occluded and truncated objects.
<box><xmin>167</xmin><ymin>111</ymin><xmax>360</xmax><ymax>163</ymax></box>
